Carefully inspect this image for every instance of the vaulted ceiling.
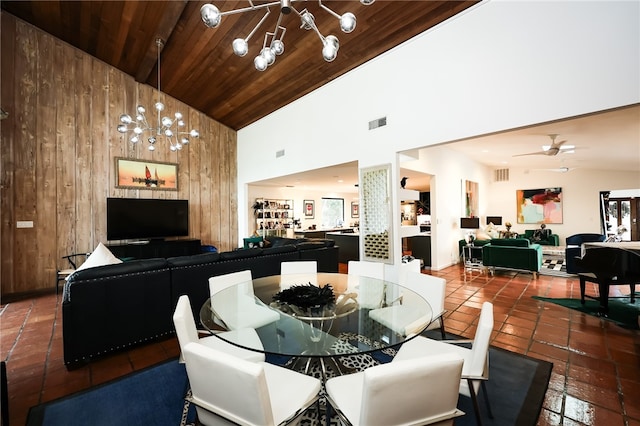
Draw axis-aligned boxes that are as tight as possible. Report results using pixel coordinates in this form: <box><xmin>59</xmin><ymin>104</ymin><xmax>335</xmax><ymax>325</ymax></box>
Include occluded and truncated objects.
<box><xmin>1</xmin><ymin>0</ymin><xmax>478</xmax><ymax>130</ymax></box>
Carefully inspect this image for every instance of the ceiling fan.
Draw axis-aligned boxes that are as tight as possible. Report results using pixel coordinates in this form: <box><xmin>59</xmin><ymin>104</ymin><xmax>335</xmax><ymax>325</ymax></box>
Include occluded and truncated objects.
<box><xmin>514</xmin><ymin>134</ymin><xmax>574</xmax><ymax>157</ymax></box>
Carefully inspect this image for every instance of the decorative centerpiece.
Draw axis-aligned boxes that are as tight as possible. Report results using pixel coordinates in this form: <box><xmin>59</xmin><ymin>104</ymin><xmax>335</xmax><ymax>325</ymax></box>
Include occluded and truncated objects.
<box><xmin>272</xmin><ymin>283</ymin><xmax>336</xmax><ymax>318</ymax></box>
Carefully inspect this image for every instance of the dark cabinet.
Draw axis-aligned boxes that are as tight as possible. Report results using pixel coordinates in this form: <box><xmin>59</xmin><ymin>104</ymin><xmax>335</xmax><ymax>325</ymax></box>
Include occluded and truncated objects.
<box><xmin>407</xmin><ymin>235</ymin><xmax>431</xmax><ymax>267</ymax></box>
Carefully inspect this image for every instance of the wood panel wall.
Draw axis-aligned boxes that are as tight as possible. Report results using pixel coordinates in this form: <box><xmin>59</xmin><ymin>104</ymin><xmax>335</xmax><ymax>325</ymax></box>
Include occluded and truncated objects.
<box><xmin>0</xmin><ymin>13</ymin><xmax>238</xmax><ymax>298</ymax></box>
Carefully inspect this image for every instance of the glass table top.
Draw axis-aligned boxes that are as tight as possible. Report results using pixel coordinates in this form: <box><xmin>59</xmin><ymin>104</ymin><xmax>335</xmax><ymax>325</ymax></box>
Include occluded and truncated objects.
<box><xmin>199</xmin><ymin>273</ymin><xmax>433</xmax><ymax>358</ymax></box>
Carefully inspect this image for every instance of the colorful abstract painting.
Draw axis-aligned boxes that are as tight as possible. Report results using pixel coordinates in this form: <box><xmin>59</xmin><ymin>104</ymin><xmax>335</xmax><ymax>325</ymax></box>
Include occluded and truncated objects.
<box><xmin>517</xmin><ymin>187</ymin><xmax>563</xmax><ymax>224</ymax></box>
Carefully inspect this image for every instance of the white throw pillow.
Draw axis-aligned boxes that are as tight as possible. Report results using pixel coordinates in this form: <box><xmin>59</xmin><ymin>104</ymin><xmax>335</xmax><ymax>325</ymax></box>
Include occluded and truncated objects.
<box><xmin>72</xmin><ymin>242</ymin><xmax>122</xmax><ymax>275</ymax></box>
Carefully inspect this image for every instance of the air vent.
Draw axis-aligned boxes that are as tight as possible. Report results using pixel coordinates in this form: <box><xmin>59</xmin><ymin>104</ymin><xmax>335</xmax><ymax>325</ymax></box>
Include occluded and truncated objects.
<box><xmin>368</xmin><ymin>116</ymin><xmax>387</xmax><ymax>130</ymax></box>
<box><xmin>494</xmin><ymin>168</ymin><xmax>509</xmax><ymax>182</ymax></box>
<box><xmin>275</xmin><ymin>149</ymin><xmax>285</xmax><ymax>158</ymax></box>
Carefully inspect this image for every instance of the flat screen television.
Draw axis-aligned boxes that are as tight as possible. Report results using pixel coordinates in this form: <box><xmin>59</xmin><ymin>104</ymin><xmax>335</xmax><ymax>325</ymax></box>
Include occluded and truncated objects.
<box><xmin>107</xmin><ymin>198</ymin><xmax>189</xmax><ymax>241</ymax></box>
<box><xmin>486</xmin><ymin>216</ymin><xmax>502</xmax><ymax>225</ymax></box>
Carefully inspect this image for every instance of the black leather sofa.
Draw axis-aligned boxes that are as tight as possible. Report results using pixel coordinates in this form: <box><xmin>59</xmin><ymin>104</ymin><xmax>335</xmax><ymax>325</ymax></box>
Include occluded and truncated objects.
<box><xmin>62</xmin><ymin>238</ymin><xmax>338</xmax><ymax>368</ymax></box>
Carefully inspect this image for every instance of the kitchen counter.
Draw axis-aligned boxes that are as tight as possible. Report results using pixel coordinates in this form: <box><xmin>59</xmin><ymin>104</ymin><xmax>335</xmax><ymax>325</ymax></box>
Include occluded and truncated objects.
<box><xmin>325</xmin><ymin>231</ymin><xmax>359</xmax><ymax>263</ymax></box>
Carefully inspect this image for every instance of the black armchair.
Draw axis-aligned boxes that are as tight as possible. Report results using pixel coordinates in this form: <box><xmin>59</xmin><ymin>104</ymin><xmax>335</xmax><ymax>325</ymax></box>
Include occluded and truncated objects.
<box><xmin>565</xmin><ymin>233</ymin><xmax>606</xmax><ymax>274</ymax></box>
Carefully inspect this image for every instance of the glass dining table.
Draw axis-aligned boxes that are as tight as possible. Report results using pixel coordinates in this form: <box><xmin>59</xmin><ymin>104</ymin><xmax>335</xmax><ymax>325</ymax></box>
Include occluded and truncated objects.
<box><xmin>199</xmin><ymin>272</ymin><xmax>433</xmax><ymax>377</ymax></box>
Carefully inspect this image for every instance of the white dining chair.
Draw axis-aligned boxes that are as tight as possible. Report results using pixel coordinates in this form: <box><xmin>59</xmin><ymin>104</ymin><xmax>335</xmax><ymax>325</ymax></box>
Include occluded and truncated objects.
<box><xmin>325</xmin><ymin>352</ymin><xmax>465</xmax><ymax>426</ymax></box>
<box><xmin>208</xmin><ymin>270</ymin><xmax>280</xmax><ymax>330</ymax></box>
<box><xmin>370</xmin><ymin>270</ymin><xmax>447</xmax><ymax>338</ymax></box>
<box><xmin>183</xmin><ymin>341</ymin><xmax>321</xmax><ymax>426</ymax></box>
<box><xmin>393</xmin><ymin>301</ymin><xmax>495</xmax><ymax>425</ymax></box>
<box><xmin>280</xmin><ymin>261</ymin><xmax>318</xmax><ymax>287</ymax></box>
<box><xmin>348</xmin><ymin>260</ymin><xmax>385</xmax><ymax>309</ymax></box>
<box><xmin>173</xmin><ymin>295</ymin><xmax>265</xmax><ymax>363</ymax></box>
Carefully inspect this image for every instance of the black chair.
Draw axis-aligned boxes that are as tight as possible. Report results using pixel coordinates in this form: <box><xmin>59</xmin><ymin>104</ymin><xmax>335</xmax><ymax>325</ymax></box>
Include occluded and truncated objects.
<box><xmin>56</xmin><ymin>253</ymin><xmax>89</xmax><ymax>294</ymax></box>
<box><xmin>565</xmin><ymin>233</ymin><xmax>606</xmax><ymax>274</ymax></box>
<box><xmin>574</xmin><ymin>247</ymin><xmax>638</xmax><ymax>315</ymax></box>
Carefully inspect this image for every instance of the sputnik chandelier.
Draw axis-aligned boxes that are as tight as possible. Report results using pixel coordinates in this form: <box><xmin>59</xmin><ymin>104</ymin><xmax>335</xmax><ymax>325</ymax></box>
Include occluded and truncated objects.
<box><xmin>117</xmin><ymin>39</ymin><xmax>199</xmax><ymax>152</ymax></box>
<box><xmin>200</xmin><ymin>0</ymin><xmax>376</xmax><ymax>71</ymax></box>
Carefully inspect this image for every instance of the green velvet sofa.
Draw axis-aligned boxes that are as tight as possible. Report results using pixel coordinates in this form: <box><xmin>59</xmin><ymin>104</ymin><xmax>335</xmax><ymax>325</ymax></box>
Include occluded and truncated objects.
<box><xmin>481</xmin><ymin>238</ymin><xmax>543</xmax><ymax>278</ymax></box>
<box><xmin>523</xmin><ymin>229</ymin><xmax>560</xmax><ymax>246</ymax></box>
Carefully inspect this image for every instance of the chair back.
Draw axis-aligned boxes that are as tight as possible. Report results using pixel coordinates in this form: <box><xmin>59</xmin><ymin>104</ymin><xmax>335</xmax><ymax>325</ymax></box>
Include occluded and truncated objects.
<box><xmin>280</xmin><ymin>261</ymin><xmax>318</xmax><ymax>287</ymax></box>
<box><xmin>348</xmin><ymin>260</ymin><xmax>384</xmax><ymax>279</ymax></box>
<box><xmin>402</xmin><ymin>271</ymin><xmax>445</xmax><ymax>315</ymax></box>
<box><xmin>466</xmin><ymin>301</ymin><xmax>493</xmax><ymax>378</ymax></box>
<box><xmin>348</xmin><ymin>261</ymin><xmax>385</xmax><ymax>309</ymax></box>
<box><xmin>209</xmin><ymin>270</ymin><xmax>254</xmax><ymax>297</ymax></box>
<box><xmin>565</xmin><ymin>233</ymin><xmax>605</xmax><ymax>246</ymax></box>
<box><xmin>359</xmin><ymin>353</ymin><xmax>464</xmax><ymax>425</ymax></box>
<box><xmin>183</xmin><ymin>342</ymin><xmax>274</xmax><ymax>426</ymax></box>
<box><xmin>173</xmin><ymin>295</ymin><xmax>199</xmax><ymax>353</ymax></box>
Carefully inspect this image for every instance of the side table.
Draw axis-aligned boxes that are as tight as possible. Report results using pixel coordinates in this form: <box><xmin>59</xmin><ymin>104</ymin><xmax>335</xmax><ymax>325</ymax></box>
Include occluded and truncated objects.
<box><xmin>462</xmin><ymin>244</ymin><xmax>485</xmax><ymax>274</ymax></box>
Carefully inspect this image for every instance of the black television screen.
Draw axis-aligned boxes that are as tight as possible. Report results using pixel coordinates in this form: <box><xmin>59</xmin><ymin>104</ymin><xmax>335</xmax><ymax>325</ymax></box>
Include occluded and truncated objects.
<box><xmin>486</xmin><ymin>216</ymin><xmax>502</xmax><ymax>225</ymax></box>
<box><xmin>460</xmin><ymin>217</ymin><xmax>480</xmax><ymax>229</ymax></box>
<box><xmin>107</xmin><ymin>198</ymin><xmax>189</xmax><ymax>241</ymax></box>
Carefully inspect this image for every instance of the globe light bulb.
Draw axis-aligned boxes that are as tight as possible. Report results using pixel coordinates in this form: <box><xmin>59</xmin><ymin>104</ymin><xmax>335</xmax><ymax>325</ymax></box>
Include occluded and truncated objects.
<box><xmin>232</xmin><ymin>38</ymin><xmax>249</xmax><ymax>57</ymax></box>
<box><xmin>340</xmin><ymin>13</ymin><xmax>356</xmax><ymax>33</ymax></box>
<box><xmin>155</xmin><ymin>102</ymin><xmax>165</xmax><ymax>112</ymax></box>
<box><xmin>254</xmin><ymin>55</ymin><xmax>267</xmax><ymax>71</ymax></box>
<box><xmin>261</xmin><ymin>47</ymin><xmax>275</xmax><ymax>66</ymax></box>
<box><xmin>322</xmin><ymin>35</ymin><xmax>339</xmax><ymax>62</ymax></box>
<box><xmin>117</xmin><ymin>124</ymin><xmax>128</xmax><ymax>133</ymax></box>
<box><xmin>271</xmin><ymin>39</ymin><xmax>285</xmax><ymax>56</ymax></box>
<box><xmin>119</xmin><ymin>114</ymin><xmax>132</xmax><ymax>124</ymax></box>
<box><xmin>200</xmin><ymin>4</ymin><xmax>221</xmax><ymax>28</ymax></box>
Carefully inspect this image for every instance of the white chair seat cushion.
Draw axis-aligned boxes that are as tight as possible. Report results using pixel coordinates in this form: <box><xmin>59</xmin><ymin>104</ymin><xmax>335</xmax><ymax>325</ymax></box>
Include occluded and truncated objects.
<box><xmin>394</xmin><ymin>336</ymin><xmax>477</xmax><ymax>396</ymax></box>
<box><xmin>325</xmin><ymin>369</ymin><xmax>365</xmax><ymax>424</ymax></box>
<box><xmin>263</xmin><ymin>363</ymin><xmax>322</xmax><ymax>424</ymax></box>
<box><xmin>369</xmin><ymin>306</ymin><xmax>430</xmax><ymax>336</ymax></box>
<box><xmin>200</xmin><ymin>329</ymin><xmax>265</xmax><ymax>363</ymax></box>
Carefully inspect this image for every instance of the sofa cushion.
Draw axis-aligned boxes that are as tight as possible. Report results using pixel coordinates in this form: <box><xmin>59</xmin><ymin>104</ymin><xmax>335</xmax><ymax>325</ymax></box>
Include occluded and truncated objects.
<box><xmin>72</xmin><ymin>242</ymin><xmax>122</xmax><ymax>276</ymax></box>
<box><xmin>268</xmin><ymin>237</ymin><xmax>301</xmax><ymax>248</ymax></box>
<box><xmin>167</xmin><ymin>252</ymin><xmax>221</xmax><ymax>267</ymax></box>
<box><xmin>220</xmin><ymin>248</ymin><xmax>263</xmax><ymax>260</ymax></box>
<box><xmin>489</xmin><ymin>238</ymin><xmax>529</xmax><ymax>247</ymax></box>
<box><xmin>307</xmin><ymin>238</ymin><xmax>335</xmax><ymax>247</ymax></box>
<box><xmin>262</xmin><ymin>245</ymin><xmax>298</xmax><ymax>255</ymax></box>
<box><xmin>295</xmin><ymin>241</ymin><xmax>327</xmax><ymax>251</ymax></box>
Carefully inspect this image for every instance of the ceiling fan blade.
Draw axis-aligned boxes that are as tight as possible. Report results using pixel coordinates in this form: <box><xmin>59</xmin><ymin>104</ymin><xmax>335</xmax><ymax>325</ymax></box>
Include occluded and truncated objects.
<box><xmin>513</xmin><ymin>151</ymin><xmax>549</xmax><ymax>157</ymax></box>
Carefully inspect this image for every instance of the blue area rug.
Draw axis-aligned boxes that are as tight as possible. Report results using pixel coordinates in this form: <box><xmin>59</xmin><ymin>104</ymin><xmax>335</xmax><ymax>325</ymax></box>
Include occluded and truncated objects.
<box><xmin>27</xmin><ymin>359</ymin><xmax>195</xmax><ymax>426</ymax></box>
<box><xmin>27</xmin><ymin>335</ymin><xmax>551</xmax><ymax>426</ymax></box>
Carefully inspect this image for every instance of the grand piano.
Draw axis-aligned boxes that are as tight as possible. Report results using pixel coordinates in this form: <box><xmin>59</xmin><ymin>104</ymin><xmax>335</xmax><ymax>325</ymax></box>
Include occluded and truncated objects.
<box><xmin>574</xmin><ymin>244</ymin><xmax>640</xmax><ymax>316</ymax></box>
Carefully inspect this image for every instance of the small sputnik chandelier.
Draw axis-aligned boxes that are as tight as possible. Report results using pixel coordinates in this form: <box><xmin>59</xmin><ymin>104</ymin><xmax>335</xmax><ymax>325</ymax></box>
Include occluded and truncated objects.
<box><xmin>200</xmin><ymin>0</ymin><xmax>375</xmax><ymax>72</ymax></box>
<box><xmin>117</xmin><ymin>39</ymin><xmax>199</xmax><ymax>152</ymax></box>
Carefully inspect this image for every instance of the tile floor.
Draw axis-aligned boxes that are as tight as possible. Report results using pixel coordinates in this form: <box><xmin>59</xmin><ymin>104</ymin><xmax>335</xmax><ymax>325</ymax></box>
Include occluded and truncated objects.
<box><xmin>1</xmin><ymin>263</ymin><xmax>639</xmax><ymax>425</ymax></box>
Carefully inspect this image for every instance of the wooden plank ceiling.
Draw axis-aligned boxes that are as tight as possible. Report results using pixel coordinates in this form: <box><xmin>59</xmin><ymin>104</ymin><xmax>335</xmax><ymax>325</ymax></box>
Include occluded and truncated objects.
<box><xmin>2</xmin><ymin>0</ymin><xmax>478</xmax><ymax>130</ymax></box>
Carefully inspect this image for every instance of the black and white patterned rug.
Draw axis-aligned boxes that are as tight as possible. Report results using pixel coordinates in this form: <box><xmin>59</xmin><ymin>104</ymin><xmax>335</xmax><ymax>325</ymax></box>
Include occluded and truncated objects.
<box><xmin>540</xmin><ymin>256</ymin><xmax>571</xmax><ymax>277</ymax></box>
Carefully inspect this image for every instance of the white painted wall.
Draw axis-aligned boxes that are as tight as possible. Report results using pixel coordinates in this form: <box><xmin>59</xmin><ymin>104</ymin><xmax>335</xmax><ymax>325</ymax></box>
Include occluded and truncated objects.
<box><xmin>237</xmin><ymin>1</ymin><xmax>640</xmax><ymax>271</ymax></box>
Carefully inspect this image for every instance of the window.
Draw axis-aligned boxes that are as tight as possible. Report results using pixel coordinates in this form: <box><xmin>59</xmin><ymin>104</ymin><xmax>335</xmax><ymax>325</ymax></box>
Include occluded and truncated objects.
<box><xmin>321</xmin><ymin>198</ymin><xmax>344</xmax><ymax>228</ymax></box>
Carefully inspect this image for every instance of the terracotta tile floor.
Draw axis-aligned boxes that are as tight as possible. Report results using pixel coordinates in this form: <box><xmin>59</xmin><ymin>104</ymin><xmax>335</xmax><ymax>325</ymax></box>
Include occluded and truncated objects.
<box><xmin>1</xmin><ymin>264</ymin><xmax>639</xmax><ymax>425</ymax></box>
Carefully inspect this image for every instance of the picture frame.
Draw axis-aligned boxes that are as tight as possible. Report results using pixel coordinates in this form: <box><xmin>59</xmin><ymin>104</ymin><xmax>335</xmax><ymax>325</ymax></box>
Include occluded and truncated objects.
<box><xmin>516</xmin><ymin>187</ymin><xmax>563</xmax><ymax>224</ymax></box>
<box><xmin>115</xmin><ymin>157</ymin><xmax>178</xmax><ymax>190</ymax></box>
<box><xmin>351</xmin><ymin>201</ymin><xmax>359</xmax><ymax>218</ymax></box>
<box><xmin>303</xmin><ymin>200</ymin><xmax>315</xmax><ymax>218</ymax></box>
